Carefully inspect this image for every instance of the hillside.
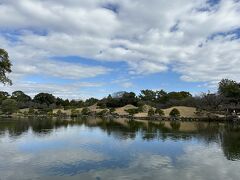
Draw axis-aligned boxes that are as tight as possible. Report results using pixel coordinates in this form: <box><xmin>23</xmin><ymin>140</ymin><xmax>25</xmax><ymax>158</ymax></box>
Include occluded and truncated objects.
<box><xmin>162</xmin><ymin>106</ymin><xmax>197</xmax><ymax>118</ymax></box>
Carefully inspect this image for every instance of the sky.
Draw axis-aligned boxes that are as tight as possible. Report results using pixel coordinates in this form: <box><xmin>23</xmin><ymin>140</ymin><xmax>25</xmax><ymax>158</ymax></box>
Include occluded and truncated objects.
<box><xmin>0</xmin><ymin>0</ymin><xmax>240</xmax><ymax>99</ymax></box>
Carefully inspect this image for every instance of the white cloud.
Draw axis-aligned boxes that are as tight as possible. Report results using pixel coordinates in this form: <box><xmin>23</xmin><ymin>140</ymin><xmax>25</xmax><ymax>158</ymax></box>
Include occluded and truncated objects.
<box><xmin>0</xmin><ymin>35</ymin><xmax>110</xmax><ymax>80</ymax></box>
<box><xmin>0</xmin><ymin>81</ymin><xmax>105</xmax><ymax>99</ymax></box>
<box><xmin>0</xmin><ymin>0</ymin><xmax>240</xmax><ymax>96</ymax></box>
<box><xmin>121</xmin><ymin>82</ymin><xmax>134</xmax><ymax>88</ymax></box>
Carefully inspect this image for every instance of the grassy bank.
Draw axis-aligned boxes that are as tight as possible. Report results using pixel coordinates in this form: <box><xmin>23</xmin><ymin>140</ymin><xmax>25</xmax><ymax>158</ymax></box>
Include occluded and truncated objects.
<box><xmin>1</xmin><ymin>104</ymin><xmax>238</xmax><ymax>123</ymax></box>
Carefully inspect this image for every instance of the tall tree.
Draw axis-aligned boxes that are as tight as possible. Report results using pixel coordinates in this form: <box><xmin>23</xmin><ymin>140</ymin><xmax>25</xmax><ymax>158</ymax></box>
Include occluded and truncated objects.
<box><xmin>156</xmin><ymin>90</ymin><xmax>168</xmax><ymax>103</ymax></box>
<box><xmin>167</xmin><ymin>91</ymin><xmax>192</xmax><ymax>100</ymax></box>
<box><xmin>1</xmin><ymin>99</ymin><xmax>18</xmax><ymax>114</ymax></box>
<box><xmin>218</xmin><ymin>79</ymin><xmax>240</xmax><ymax>99</ymax></box>
<box><xmin>33</xmin><ymin>93</ymin><xmax>56</xmax><ymax>106</ymax></box>
<box><xmin>11</xmin><ymin>91</ymin><xmax>31</xmax><ymax>102</ymax></box>
<box><xmin>0</xmin><ymin>91</ymin><xmax>10</xmax><ymax>104</ymax></box>
<box><xmin>0</xmin><ymin>49</ymin><xmax>12</xmax><ymax>85</ymax></box>
<box><xmin>85</xmin><ymin>98</ymin><xmax>99</xmax><ymax>106</ymax></box>
<box><xmin>139</xmin><ymin>90</ymin><xmax>157</xmax><ymax>102</ymax></box>
<box><xmin>121</xmin><ymin>92</ymin><xmax>138</xmax><ymax>106</ymax></box>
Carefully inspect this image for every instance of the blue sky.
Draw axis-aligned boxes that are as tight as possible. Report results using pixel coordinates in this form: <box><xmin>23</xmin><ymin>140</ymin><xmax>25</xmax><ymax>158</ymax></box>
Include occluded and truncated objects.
<box><xmin>0</xmin><ymin>0</ymin><xmax>240</xmax><ymax>99</ymax></box>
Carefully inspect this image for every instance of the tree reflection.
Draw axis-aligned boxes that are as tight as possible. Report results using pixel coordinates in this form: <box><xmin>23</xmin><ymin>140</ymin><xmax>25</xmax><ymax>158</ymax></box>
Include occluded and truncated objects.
<box><xmin>0</xmin><ymin>117</ymin><xmax>72</xmax><ymax>137</ymax></box>
<box><xmin>0</xmin><ymin>117</ymin><xmax>240</xmax><ymax>161</ymax></box>
<box><xmin>221</xmin><ymin>124</ymin><xmax>240</xmax><ymax>161</ymax></box>
<box><xmin>0</xmin><ymin>119</ymin><xmax>29</xmax><ymax>137</ymax></box>
<box><xmin>170</xmin><ymin>122</ymin><xmax>181</xmax><ymax>131</ymax></box>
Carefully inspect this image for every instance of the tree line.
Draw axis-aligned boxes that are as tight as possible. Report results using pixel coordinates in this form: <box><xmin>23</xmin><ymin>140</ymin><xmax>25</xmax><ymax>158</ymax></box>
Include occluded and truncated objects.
<box><xmin>0</xmin><ymin>90</ymin><xmax>192</xmax><ymax>113</ymax></box>
<box><xmin>0</xmin><ymin>78</ymin><xmax>240</xmax><ymax>115</ymax></box>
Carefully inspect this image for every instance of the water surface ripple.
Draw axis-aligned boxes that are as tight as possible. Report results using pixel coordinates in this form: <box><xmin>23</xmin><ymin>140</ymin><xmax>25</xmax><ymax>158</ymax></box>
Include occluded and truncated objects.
<box><xmin>0</xmin><ymin>118</ymin><xmax>240</xmax><ymax>180</ymax></box>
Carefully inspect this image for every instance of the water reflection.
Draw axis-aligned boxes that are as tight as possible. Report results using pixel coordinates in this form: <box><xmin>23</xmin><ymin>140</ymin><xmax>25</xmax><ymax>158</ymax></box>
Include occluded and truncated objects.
<box><xmin>0</xmin><ymin>117</ymin><xmax>240</xmax><ymax>179</ymax></box>
<box><xmin>221</xmin><ymin>124</ymin><xmax>240</xmax><ymax>161</ymax></box>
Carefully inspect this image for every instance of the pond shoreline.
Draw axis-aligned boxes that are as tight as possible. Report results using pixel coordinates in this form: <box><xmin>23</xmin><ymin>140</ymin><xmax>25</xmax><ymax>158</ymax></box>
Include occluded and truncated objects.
<box><xmin>1</xmin><ymin>114</ymin><xmax>239</xmax><ymax>123</ymax></box>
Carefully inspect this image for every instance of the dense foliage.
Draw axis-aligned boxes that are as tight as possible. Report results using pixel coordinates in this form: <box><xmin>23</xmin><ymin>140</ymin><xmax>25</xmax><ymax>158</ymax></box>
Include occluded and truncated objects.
<box><xmin>33</xmin><ymin>93</ymin><xmax>56</xmax><ymax>106</ymax></box>
<box><xmin>218</xmin><ymin>79</ymin><xmax>240</xmax><ymax>99</ymax></box>
<box><xmin>0</xmin><ymin>78</ymin><xmax>240</xmax><ymax>115</ymax></box>
<box><xmin>1</xmin><ymin>99</ymin><xmax>18</xmax><ymax>114</ymax></box>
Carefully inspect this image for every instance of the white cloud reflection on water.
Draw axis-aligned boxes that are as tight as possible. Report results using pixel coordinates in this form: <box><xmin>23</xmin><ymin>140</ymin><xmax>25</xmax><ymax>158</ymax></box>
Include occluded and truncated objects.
<box><xmin>84</xmin><ymin>144</ymin><xmax>240</xmax><ymax>180</ymax></box>
<box><xmin>0</xmin><ymin>125</ymin><xmax>240</xmax><ymax>180</ymax></box>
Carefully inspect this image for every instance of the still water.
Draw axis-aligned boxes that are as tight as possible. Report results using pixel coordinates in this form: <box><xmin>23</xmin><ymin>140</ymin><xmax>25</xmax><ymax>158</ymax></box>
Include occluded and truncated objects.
<box><xmin>0</xmin><ymin>117</ymin><xmax>240</xmax><ymax>180</ymax></box>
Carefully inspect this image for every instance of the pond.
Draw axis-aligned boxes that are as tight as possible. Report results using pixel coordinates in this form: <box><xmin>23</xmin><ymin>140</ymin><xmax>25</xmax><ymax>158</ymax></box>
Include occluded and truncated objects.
<box><xmin>0</xmin><ymin>117</ymin><xmax>240</xmax><ymax>180</ymax></box>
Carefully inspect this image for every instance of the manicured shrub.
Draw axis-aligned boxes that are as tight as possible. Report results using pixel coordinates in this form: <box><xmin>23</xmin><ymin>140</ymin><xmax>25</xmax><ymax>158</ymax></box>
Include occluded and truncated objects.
<box><xmin>148</xmin><ymin>108</ymin><xmax>155</xmax><ymax>117</ymax></box>
<box><xmin>125</xmin><ymin>108</ymin><xmax>139</xmax><ymax>116</ymax></box>
<box><xmin>28</xmin><ymin>108</ymin><xmax>35</xmax><ymax>114</ymax></box>
<box><xmin>56</xmin><ymin>110</ymin><xmax>63</xmax><ymax>116</ymax></box>
<box><xmin>155</xmin><ymin>109</ymin><xmax>165</xmax><ymax>116</ymax></box>
<box><xmin>169</xmin><ymin>108</ymin><xmax>180</xmax><ymax>117</ymax></box>
<box><xmin>71</xmin><ymin>109</ymin><xmax>80</xmax><ymax>117</ymax></box>
<box><xmin>81</xmin><ymin>107</ymin><xmax>91</xmax><ymax>115</ymax></box>
<box><xmin>97</xmin><ymin>109</ymin><xmax>109</xmax><ymax>116</ymax></box>
<box><xmin>110</xmin><ymin>108</ymin><xmax>116</xmax><ymax>113</ymax></box>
